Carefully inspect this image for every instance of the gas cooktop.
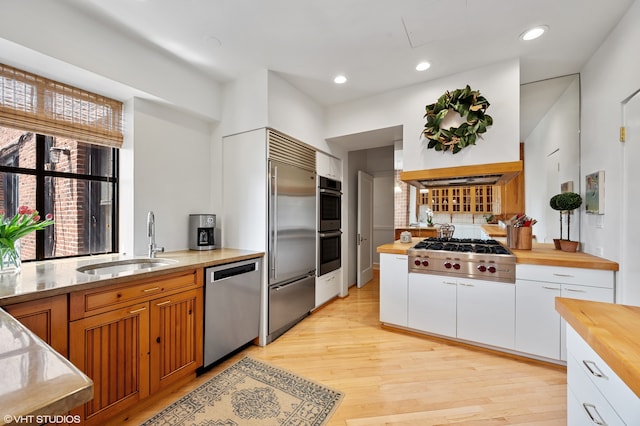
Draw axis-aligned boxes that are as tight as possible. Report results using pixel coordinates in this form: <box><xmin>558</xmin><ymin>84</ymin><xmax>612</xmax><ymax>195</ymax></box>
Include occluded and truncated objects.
<box><xmin>408</xmin><ymin>237</ymin><xmax>515</xmax><ymax>283</ymax></box>
<box><xmin>410</xmin><ymin>237</ymin><xmax>512</xmax><ymax>255</ymax></box>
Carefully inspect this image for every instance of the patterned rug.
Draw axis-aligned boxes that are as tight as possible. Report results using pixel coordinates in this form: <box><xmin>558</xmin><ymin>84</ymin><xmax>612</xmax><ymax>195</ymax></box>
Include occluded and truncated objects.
<box><xmin>141</xmin><ymin>356</ymin><xmax>344</xmax><ymax>426</ymax></box>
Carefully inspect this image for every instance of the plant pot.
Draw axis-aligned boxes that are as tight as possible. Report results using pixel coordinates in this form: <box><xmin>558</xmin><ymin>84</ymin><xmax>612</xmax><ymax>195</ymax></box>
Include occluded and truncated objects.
<box><xmin>553</xmin><ymin>238</ymin><xmax>562</xmax><ymax>250</ymax></box>
<box><xmin>560</xmin><ymin>240</ymin><xmax>579</xmax><ymax>253</ymax></box>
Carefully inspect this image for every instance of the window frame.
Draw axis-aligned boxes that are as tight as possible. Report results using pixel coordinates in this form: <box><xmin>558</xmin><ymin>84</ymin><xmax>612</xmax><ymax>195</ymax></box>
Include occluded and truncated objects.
<box><xmin>0</xmin><ymin>132</ymin><xmax>119</xmax><ymax>262</ymax></box>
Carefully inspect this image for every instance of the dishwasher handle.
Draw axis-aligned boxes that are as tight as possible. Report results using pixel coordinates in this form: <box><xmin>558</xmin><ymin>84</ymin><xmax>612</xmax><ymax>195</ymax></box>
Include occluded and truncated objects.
<box><xmin>212</xmin><ymin>261</ymin><xmax>257</xmax><ymax>282</ymax></box>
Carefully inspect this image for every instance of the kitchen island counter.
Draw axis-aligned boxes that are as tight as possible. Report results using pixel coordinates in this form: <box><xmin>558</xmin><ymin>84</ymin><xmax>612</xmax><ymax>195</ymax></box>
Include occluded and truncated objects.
<box><xmin>377</xmin><ymin>240</ymin><xmax>618</xmax><ymax>271</ymax></box>
<box><xmin>556</xmin><ymin>297</ymin><xmax>640</xmax><ymax>398</ymax></box>
<box><xmin>0</xmin><ymin>308</ymin><xmax>93</xmax><ymax>422</ymax></box>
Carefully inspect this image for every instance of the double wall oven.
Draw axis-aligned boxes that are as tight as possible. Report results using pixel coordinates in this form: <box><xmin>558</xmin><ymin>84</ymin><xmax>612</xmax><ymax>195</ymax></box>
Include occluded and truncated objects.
<box><xmin>318</xmin><ymin>176</ymin><xmax>342</xmax><ymax>276</ymax></box>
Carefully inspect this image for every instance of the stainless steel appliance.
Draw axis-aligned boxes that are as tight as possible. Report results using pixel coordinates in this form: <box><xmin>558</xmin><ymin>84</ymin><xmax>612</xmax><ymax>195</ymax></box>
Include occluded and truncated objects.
<box><xmin>408</xmin><ymin>237</ymin><xmax>516</xmax><ymax>283</ymax></box>
<box><xmin>203</xmin><ymin>258</ymin><xmax>261</xmax><ymax>369</ymax></box>
<box><xmin>318</xmin><ymin>230</ymin><xmax>341</xmax><ymax>276</ymax></box>
<box><xmin>318</xmin><ymin>176</ymin><xmax>342</xmax><ymax>232</ymax></box>
<box><xmin>267</xmin><ymin>159</ymin><xmax>316</xmax><ymax>343</ymax></box>
<box><xmin>189</xmin><ymin>214</ymin><xmax>220</xmax><ymax>250</ymax></box>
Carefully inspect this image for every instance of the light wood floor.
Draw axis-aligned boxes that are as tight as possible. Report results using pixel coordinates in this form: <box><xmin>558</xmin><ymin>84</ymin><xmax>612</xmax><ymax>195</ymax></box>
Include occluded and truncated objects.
<box><xmin>123</xmin><ymin>271</ymin><xmax>567</xmax><ymax>425</ymax></box>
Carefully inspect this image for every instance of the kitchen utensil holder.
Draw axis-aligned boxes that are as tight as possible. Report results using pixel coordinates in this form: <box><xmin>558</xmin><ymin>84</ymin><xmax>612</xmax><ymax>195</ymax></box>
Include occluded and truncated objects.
<box><xmin>507</xmin><ymin>225</ymin><xmax>532</xmax><ymax>250</ymax></box>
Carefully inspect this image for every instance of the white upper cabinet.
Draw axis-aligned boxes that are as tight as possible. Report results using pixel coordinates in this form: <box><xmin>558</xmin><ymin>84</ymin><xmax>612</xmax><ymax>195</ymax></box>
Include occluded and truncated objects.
<box><xmin>316</xmin><ymin>151</ymin><xmax>342</xmax><ymax>181</ymax></box>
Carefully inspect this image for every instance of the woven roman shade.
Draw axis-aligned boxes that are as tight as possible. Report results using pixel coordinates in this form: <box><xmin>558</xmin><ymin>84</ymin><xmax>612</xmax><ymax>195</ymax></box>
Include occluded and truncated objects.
<box><xmin>0</xmin><ymin>63</ymin><xmax>123</xmax><ymax>148</ymax></box>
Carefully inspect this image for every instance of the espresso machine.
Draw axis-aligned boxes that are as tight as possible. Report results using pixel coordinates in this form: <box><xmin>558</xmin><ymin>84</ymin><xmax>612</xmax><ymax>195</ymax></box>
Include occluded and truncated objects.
<box><xmin>188</xmin><ymin>214</ymin><xmax>220</xmax><ymax>250</ymax></box>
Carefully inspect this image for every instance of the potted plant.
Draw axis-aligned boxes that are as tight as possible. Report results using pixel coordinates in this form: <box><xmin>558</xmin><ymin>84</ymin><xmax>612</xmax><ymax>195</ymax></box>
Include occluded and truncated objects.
<box><xmin>554</xmin><ymin>192</ymin><xmax>583</xmax><ymax>252</ymax></box>
<box><xmin>549</xmin><ymin>194</ymin><xmax>563</xmax><ymax>249</ymax></box>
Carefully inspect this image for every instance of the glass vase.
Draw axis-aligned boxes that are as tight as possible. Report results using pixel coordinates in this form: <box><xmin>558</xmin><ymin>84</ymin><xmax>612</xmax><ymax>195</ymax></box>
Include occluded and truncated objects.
<box><xmin>0</xmin><ymin>239</ymin><xmax>21</xmax><ymax>274</ymax></box>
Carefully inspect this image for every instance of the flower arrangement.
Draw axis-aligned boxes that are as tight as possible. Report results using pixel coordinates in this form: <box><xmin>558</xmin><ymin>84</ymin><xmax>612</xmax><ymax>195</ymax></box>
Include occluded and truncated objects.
<box><xmin>0</xmin><ymin>206</ymin><xmax>54</xmax><ymax>272</ymax></box>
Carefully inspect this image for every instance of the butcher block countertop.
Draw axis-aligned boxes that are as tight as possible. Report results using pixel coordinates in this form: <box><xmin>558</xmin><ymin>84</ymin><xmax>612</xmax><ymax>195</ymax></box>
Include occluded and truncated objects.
<box><xmin>377</xmin><ymin>239</ymin><xmax>619</xmax><ymax>271</ymax></box>
<box><xmin>556</xmin><ymin>297</ymin><xmax>640</xmax><ymax>398</ymax></box>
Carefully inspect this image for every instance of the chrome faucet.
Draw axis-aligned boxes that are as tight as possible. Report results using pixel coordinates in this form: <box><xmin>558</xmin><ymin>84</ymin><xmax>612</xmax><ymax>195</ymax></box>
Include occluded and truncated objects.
<box><xmin>147</xmin><ymin>211</ymin><xmax>164</xmax><ymax>258</ymax></box>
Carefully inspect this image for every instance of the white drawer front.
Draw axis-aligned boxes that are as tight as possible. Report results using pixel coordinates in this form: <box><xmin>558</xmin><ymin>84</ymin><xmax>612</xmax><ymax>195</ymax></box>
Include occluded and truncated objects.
<box><xmin>517</xmin><ymin>264</ymin><xmax>614</xmax><ymax>288</ymax></box>
<box><xmin>567</xmin><ymin>326</ymin><xmax>640</xmax><ymax>424</ymax></box>
<box><xmin>567</xmin><ymin>354</ymin><xmax>625</xmax><ymax>426</ymax></box>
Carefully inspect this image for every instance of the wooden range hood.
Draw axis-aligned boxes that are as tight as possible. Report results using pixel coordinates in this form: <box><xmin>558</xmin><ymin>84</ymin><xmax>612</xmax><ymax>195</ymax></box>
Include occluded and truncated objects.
<box><xmin>401</xmin><ymin>160</ymin><xmax>523</xmax><ymax>188</ymax></box>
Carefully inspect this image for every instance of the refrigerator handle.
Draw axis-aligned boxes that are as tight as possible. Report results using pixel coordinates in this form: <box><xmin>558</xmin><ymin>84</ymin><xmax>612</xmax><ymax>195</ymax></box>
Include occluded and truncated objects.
<box><xmin>270</xmin><ymin>164</ymin><xmax>278</xmax><ymax>281</ymax></box>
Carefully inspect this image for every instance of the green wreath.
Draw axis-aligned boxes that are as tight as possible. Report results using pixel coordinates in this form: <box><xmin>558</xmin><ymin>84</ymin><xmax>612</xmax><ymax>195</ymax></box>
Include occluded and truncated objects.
<box><xmin>422</xmin><ymin>85</ymin><xmax>493</xmax><ymax>154</ymax></box>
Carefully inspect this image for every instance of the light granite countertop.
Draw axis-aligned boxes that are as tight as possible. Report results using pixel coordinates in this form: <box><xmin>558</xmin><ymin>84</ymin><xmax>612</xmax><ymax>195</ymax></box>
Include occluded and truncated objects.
<box><xmin>0</xmin><ymin>308</ymin><xmax>93</xmax><ymax>423</ymax></box>
<box><xmin>0</xmin><ymin>248</ymin><xmax>265</xmax><ymax>306</ymax></box>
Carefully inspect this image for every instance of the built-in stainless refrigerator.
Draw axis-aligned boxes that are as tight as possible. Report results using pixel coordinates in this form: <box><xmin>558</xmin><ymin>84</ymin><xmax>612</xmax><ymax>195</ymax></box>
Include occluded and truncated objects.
<box><xmin>267</xmin><ymin>159</ymin><xmax>316</xmax><ymax>343</ymax></box>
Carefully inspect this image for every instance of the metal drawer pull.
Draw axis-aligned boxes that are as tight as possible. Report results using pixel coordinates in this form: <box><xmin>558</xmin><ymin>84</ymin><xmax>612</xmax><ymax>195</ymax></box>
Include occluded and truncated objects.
<box><xmin>565</xmin><ymin>288</ymin><xmax>586</xmax><ymax>293</ymax></box>
<box><xmin>129</xmin><ymin>306</ymin><xmax>147</xmax><ymax>314</ymax></box>
<box><xmin>582</xmin><ymin>403</ymin><xmax>607</xmax><ymax>425</ymax></box>
<box><xmin>155</xmin><ymin>300</ymin><xmax>172</xmax><ymax>307</ymax></box>
<box><xmin>459</xmin><ymin>283</ymin><xmax>475</xmax><ymax>287</ymax></box>
<box><xmin>553</xmin><ymin>273</ymin><xmax>574</xmax><ymax>277</ymax></box>
<box><xmin>583</xmin><ymin>360</ymin><xmax>606</xmax><ymax>378</ymax></box>
<box><xmin>443</xmin><ymin>281</ymin><xmax>457</xmax><ymax>286</ymax></box>
<box><xmin>143</xmin><ymin>287</ymin><xmax>160</xmax><ymax>292</ymax></box>
<box><xmin>542</xmin><ymin>286</ymin><xmax>560</xmax><ymax>290</ymax></box>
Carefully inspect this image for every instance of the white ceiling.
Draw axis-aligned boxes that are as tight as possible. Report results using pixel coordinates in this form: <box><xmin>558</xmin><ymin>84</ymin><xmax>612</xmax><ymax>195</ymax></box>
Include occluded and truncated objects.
<box><xmin>58</xmin><ymin>0</ymin><xmax>633</xmax><ymax>146</ymax></box>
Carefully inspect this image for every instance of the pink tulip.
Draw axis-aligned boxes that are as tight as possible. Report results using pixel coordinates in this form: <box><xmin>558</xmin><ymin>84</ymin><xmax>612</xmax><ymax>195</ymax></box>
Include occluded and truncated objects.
<box><xmin>33</xmin><ymin>215</ymin><xmax>40</xmax><ymax>221</ymax></box>
<box><xmin>18</xmin><ymin>205</ymin><xmax>29</xmax><ymax>215</ymax></box>
<box><xmin>45</xmin><ymin>213</ymin><xmax>53</xmax><ymax>220</ymax></box>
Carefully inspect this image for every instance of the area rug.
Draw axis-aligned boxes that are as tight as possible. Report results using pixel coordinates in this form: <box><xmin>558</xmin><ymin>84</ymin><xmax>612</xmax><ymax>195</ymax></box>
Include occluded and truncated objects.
<box><xmin>141</xmin><ymin>356</ymin><xmax>344</xmax><ymax>426</ymax></box>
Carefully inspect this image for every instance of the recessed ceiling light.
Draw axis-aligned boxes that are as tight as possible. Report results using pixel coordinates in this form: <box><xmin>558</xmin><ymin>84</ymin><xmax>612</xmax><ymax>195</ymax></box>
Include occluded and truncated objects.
<box><xmin>416</xmin><ymin>61</ymin><xmax>431</xmax><ymax>71</ymax></box>
<box><xmin>334</xmin><ymin>75</ymin><xmax>347</xmax><ymax>84</ymax></box>
<box><xmin>521</xmin><ymin>25</ymin><xmax>548</xmax><ymax>41</ymax></box>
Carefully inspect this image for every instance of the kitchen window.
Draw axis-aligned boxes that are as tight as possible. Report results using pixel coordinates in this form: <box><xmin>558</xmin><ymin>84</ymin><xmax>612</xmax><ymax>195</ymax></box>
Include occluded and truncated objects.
<box><xmin>0</xmin><ymin>63</ymin><xmax>122</xmax><ymax>262</ymax></box>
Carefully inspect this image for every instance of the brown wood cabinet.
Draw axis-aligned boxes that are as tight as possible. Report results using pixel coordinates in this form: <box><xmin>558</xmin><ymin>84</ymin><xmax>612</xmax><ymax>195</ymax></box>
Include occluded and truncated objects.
<box><xmin>3</xmin><ymin>294</ymin><xmax>68</xmax><ymax>357</ymax></box>
<box><xmin>69</xmin><ymin>269</ymin><xmax>203</xmax><ymax>426</ymax></box>
<box><xmin>419</xmin><ymin>185</ymin><xmax>497</xmax><ymax>215</ymax></box>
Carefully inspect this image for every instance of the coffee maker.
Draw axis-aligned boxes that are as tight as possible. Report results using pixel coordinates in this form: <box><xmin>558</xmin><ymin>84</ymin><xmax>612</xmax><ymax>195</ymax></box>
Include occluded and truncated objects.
<box><xmin>188</xmin><ymin>214</ymin><xmax>220</xmax><ymax>250</ymax></box>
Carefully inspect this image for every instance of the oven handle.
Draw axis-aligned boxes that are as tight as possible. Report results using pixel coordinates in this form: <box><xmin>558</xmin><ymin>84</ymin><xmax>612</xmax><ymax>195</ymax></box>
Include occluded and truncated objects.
<box><xmin>319</xmin><ymin>188</ymin><xmax>342</xmax><ymax>195</ymax></box>
<box><xmin>319</xmin><ymin>230</ymin><xmax>342</xmax><ymax>238</ymax></box>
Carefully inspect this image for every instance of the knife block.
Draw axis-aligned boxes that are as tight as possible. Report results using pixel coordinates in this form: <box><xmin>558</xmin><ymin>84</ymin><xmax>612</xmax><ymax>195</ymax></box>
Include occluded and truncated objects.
<box><xmin>506</xmin><ymin>225</ymin><xmax>532</xmax><ymax>250</ymax></box>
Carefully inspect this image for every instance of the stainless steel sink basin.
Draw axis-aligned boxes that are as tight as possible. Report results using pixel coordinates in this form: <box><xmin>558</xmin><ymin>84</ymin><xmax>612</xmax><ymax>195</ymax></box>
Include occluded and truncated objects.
<box><xmin>77</xmin><ymin>258</ymin><xmax>178</xmax><ymax>276</ymax></box>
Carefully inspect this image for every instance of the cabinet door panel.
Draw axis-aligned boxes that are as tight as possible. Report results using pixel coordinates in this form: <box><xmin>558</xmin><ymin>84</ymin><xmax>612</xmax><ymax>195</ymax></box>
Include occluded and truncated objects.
<box><xmin>515</xmin><ymin>280</ymin><xmax>561</xmax><ymax>359</ymax></box>
<box><xmin>150</xmin><ymin>288</ymin><xmax>203</xmax><ymax>393</ymax></box>
<box><xmin>457</xmin><ymin>279</ymin><xmax>515</xmax><ymax>349</ymax></box>
<box><xmin>69</xmin><ymin>303</ymin><xmax>150</xmax><ymax>426</ymax></box>
<box><xmin>3</xmin><ymin>294</ymin><xmax>68</xmax><ymax>357</ymax></box>
<box><xmin>380</xmin><ymin>255</ymin><xmax>408</xmax><ymax>326</ymax></box>
<box><xmin>408</xmin><ymin>273</ymin><xmax>456</xmax><ymax>337</ymax></box>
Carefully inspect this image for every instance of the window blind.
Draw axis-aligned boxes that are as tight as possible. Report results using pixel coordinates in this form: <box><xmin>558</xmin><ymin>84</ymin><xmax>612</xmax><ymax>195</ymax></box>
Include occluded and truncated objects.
<box><xmin>0</xmin><ymin>63</ymin><xmax>123</xmax><ymax>148</ymax></box>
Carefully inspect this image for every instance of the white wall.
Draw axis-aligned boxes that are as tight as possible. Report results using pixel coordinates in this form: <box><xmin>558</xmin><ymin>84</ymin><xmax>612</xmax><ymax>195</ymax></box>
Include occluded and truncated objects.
<box><xmin>524</xmin><ymin>77</ymin><xmax>580</xmax><ymax>244</ymax></box>
<box><xmin>580</xmin><ymin>0</ymin><xmax>640</xmax><ymax>304</ymax></box>
<box><xmin>0</xmin><ymin>2</ymin><xmax>221</xmax><ymax>121</ymax></box>
<box><xmin>326</xmin><ymin>59</ymin><xmax>521</xmax><ymax>171</ymax></box>
<box><xmin>128</xmin><ymin>98</ymin><xmax>215</xmax><ymax>256</ymax></box>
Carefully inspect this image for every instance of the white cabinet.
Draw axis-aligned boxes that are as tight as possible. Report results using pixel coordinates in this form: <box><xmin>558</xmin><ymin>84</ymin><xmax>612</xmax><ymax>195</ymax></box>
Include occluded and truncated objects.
<box><xmin>515</xmin><ymin>264</ymin><xmax>614</xmax><ymax>361</ymax></box>
<box><xmin>408</xmin><ymin>273</ymin><xmax>456</xmax><ymax>337</ymax></box>
<box><xmin>457</xmin><ymin>278</ymin><xmax>515</xmax><ymax>349</ymax></box>
<box><xmin>379</xmin><ymin>254</ymin><xmax>408</xmax><ymax>326</ymax></box>
<box><xmin>316</xmin><ymin>151</ymin><xmax>342</xmax><ymax>181</ymax></box>
<box><xmin>566</xmin><ymin>325</ymin><xmax>639</xmax><ymax>425</ymax></box>
<box><xmin>316</xmin><ymin>268</ymin><xmax>341</xmax><ymax>307</ymax></box>
<box><xmin>407</xmin><ymin>273</ymin><xmax>515</xmax><ymax>349</ymax></box>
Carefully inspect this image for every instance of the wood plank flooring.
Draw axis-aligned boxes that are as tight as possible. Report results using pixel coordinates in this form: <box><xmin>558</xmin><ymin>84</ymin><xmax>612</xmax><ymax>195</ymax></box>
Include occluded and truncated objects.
<box><xmin>120</xmin><ymin>271</ymin><xmax>567</xmax><ymax>425</ymax></box>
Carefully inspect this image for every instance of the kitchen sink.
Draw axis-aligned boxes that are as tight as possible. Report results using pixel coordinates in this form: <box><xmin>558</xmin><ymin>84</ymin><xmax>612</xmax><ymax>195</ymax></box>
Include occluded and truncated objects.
<box><xmin>76</xmin><ymin>258</ymin><xmax>178</xmax><ymax>276</ymax></box>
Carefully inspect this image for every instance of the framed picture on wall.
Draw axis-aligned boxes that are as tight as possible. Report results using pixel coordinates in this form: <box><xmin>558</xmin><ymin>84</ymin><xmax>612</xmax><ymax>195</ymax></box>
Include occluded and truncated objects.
<box><xmin>585</xmin><ymin>170</ymin><xmax>605</xmax><ymax>214</ymax></box>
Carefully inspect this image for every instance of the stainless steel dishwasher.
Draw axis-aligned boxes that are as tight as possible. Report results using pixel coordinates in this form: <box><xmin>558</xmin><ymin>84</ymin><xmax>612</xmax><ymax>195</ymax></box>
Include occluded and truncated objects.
<box><xmin>203</xmin><ymin>257</ymin><xmax>262</xmax><ymax>369</ymax></box>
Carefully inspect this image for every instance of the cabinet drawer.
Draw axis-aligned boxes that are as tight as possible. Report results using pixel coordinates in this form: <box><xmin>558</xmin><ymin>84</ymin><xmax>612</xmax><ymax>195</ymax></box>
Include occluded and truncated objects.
<box><xmin>567</xmin><ymin>354</ymin><xmax>625</xmax><ymax>426</ymax></box>
<box><xmin>71</xmin><ymin>270</ymin><xmax>199</xmax><ymax>320</ymax></box>
<box><xmin>567</xmin><ymin>325</ymin><xmax>640</xmax><ymax>424</ymax></box>
<box><xmin>517</xmin><ymin>264</ymin><xmax>613</xmax><ymax>288</ymax></box>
